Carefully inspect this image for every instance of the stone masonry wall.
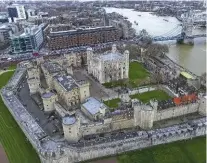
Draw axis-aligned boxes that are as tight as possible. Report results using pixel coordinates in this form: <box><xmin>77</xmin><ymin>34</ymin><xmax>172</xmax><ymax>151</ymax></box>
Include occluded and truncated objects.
<box><xmin>1</xmin><ymin>89</ymin><xmax>206</xmax><ymax>163</ymax></box>
<box><xmin>39</xmin><ymin>123</ymin><xmax>206</xmax><ymax>163</ymax></box>
<box><xmin>102</xmin><ymin>85</ymin><xmax>176</xmax><ymax>102</ymax></box>
<box><xmin>155</xmin><ymin>103</ymin><xmax>199</xmax><ymax>121</ymax></box>
<box><xmin>1</xmin><ymin>66</ymin><xmax>205</xmax><ymax>163</ymax></box>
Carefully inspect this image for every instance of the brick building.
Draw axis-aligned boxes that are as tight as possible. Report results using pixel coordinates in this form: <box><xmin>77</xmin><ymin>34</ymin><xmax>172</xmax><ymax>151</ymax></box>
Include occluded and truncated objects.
<box><xmin>47</xmin><ymin>26</ymin><xmax>121</xmax><ymax>50</ymax></box>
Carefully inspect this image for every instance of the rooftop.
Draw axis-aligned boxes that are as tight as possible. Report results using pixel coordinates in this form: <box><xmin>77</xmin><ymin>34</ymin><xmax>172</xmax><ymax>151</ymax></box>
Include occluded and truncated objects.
<box><xmin>100</xmin><ymin>52</ymin><xmax>123</xmax><ymax>61</ymax></box>
<box><xmin>49</xmin><ymin>26</ymin><xmax>116</xmax><ymax>37</ymax></box>
<box><xmin>62</xmin><ymin>116</ymin><xmax>76</xmax><ymax>125</ymax></box>
<box><xmin>82</xmin><ymin>97</ymin><xmax>106</xmax><ymax>115</ymax></box>
<box><xmin>11</xmin><ymin>25</ymin><xmax>41</xmax><ymax>38</ymax></box>
<box><xmin>54</xmin><ymin>75</ymin><xmax>78</xmax><ymax>92</ymax></box>
<box><xmin>42</xmin><ymin>61</ymin><xmax>62</xmax><ymax>74</ymax></box>
<box><xmin>180</xmin><ymin>71</ymin><xmax>195</xmax><ymax>79</ymax></box>
<box><xmin>42</xmin><ymin>92</ymin><xmax>55</xmax><ymax>98</ymax></box>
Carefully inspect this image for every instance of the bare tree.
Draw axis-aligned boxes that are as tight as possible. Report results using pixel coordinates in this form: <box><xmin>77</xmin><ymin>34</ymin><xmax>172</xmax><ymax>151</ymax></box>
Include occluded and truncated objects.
<box><xmin>146</xmin><ymin>43</ymin><xmax>169</xmax><ymax>57</ymax></box>
<box><xmin>200</xmin><ymin>72</ymin><xmax>206</xmax><ymax>83</ymax></box>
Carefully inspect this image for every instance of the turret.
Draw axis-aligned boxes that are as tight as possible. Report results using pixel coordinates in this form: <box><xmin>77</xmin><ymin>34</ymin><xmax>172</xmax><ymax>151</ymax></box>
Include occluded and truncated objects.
<box><xmin>36</xmin><ymin>56</ymin><xmax>44</xmax><ymax>66</ymax></box>
<box><xmin>123</xmin><ymin>50</ymin><xmax>129</xmax><ymax>79</ymax></box>
<box><xmin>27</xmin><ymin>66</ymin><xmax>39</xmax><ymax>79</ymax></box>
<box><xmin>86</xmin><ymin>47</ymin><xmax>93</xmax><ymax>74</ymax></box>
<box><xmin>62</xmin><ymin>116</ymin><xmax>81</xmax><ymax>143</ymax></box>
<box><xmin>77</xmin><ymin>81</ymin><xmax>90</xmax><ymax>103</ymax></box>
<box><xmin>86</xmin><ymin>47</ymin><xmax>93</xmax><ymax>63</ymax></box>
<box><xmin>150</xmin><ymin>99</ymin><xmax>158</xmax><ymax>118</ymax></box>
<box><xmin>27</xmin><ymin>77</ymin><xmax>40</xmax><ymax>94</ymax></box>
<box><xmin>99</xmin><ymin>59</ymin><xmax>104</xmax><ymax>83</ymax></box>
<box><xmin>41</xmin><ymin>91</ymin><xmax>57</xmax><ymax>112</ymax></box>
<box><xmin>133</xmin><ymin>99</ymin><xmax>155</xmax><ymax>129</ymax></box>
<box><xmin>111</xmin><ymin>44</ymin><xmax>117</xmax><ymax>53</ymax></box>
<box><xmin>198</xmin><ymin>94</ymin><xmax>206</xmax><ymax>116</ymax></box>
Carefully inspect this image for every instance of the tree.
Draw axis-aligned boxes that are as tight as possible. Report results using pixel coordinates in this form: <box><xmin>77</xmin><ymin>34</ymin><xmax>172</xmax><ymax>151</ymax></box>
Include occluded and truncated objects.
<box><xmin>139</xmin><ymin>29</ymin><xmax>148</xmax><ymax>37</ymax></box>
<box><xmin>151</xmin><ymin>71</ymin><xmax>163</xmax><ymax>84</ymax></box>
<box><xmin>200</xmin><ymin>72</ymin><xmax>206</xmax><ymax>83</ymax></box>
<box><xmin>146</xmin><ymin>43</ymin><xmax>169</xmax><ymax>57</ymax></box>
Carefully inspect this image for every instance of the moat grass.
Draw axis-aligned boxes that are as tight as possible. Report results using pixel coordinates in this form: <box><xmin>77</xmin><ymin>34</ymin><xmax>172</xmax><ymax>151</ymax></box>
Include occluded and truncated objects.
<box><xmin>103</xmin><ymin>62</ymin><xmax>149</xmax><ymax>88</ymax></box>
<box><xmin>0</xmin><ymin>71</ymin><xmax>41</xmax><ymax>163</ymax></box>
<box><xmin>104</xmin><ymin>98</ymin><xmax>121</xmax><ymax>109</ymax></box>
<box><xmin>8</xmin><ymin>64</ymin><xmax>17</xmax><ymax>70</ymax></box>
<box><xmin>85</xmin><ymin>137</ymin><xmax>206</xmax><ymax>163</ymax></box>
<box><xmin>130</xmin><ymin>90</ymin><xmax>171</xmax><ymax>103</ymax></box>
<box><xmin>117</xmin><ymin>136</ymin><xmax>206</xmax><ymax>163</ymax></box>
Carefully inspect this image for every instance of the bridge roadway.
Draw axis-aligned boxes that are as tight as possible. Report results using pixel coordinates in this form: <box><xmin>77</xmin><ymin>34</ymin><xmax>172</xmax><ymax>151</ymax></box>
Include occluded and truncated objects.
<box><xmin>152</xmin><ymin>33</ymin><xmax>206</xmax><ymax>41</ymax></box>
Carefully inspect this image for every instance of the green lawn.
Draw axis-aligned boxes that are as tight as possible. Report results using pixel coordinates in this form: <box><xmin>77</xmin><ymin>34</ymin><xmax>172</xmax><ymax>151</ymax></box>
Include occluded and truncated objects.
<box><xmin>130</xmin><ymin>90</ymin><xmax>171</xmax><ymax>103</ymax></box>
<box><xmin>0</xmin><ymin>71</ymin><xmax>41</xmax><ymax>163</ymax></box>
<box><xmin>129</xmin><ymin>61</ymin><xmax>149</xmax><ymax>80</ymax></box>
<box><xmin>8</xmin><ymin>64</ymin><xmax>17</xmax><ymax>70</ymax></box>
<box><xmin>103</xmin><ymin>62</ymin><xmax>150</xmax><ymax>88</ymax></box>
<box><xmin>104</xmin><ymin>98</ymin><xmax>121</xmax><ymax>109</ymax></box>
<box><xmin>118</xmin><ymin>137</ymin><xmax>206</xmax><ymax>163</ymax></box>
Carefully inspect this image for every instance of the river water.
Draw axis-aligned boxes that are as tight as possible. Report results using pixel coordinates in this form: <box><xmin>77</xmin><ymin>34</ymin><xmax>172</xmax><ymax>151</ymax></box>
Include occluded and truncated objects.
<box><xmin>105</xmin><ymin>7</ymin><xmax>206</xmax><ymax>76</ymax></box>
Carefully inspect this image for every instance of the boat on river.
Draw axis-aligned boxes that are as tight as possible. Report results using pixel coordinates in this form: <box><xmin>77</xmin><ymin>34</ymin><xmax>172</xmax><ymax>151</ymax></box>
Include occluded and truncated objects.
<box><xmin>134</xmin><ymin>21</ymin><xmax>138</xmax><ymax>25</ymax></box>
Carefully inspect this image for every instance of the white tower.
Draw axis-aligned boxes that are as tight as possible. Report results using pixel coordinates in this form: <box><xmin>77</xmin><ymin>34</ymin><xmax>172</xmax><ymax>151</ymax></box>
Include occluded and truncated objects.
<box><xmin>123</xmin><ymin>50</ymin><xmax>129</xmax><ymax>79</ymax></box>
<box><xmin>112</xmin><ymin>44</ymin><xmax>117</xmax><ymax>53</ymax></box>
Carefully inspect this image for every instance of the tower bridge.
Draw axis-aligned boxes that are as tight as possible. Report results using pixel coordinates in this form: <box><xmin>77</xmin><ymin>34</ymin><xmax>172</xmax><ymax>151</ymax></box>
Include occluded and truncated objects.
<box><xmin>151</xmin><ymin>11</ymin><xmax>206</xmax><ymax>44</ymax></box>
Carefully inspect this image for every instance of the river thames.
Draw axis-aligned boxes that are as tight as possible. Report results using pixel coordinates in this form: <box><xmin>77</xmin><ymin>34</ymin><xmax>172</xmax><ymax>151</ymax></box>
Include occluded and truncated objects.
<box><xmin>105</xmin><ymin>7</ymin><xmax>206</xmax><ymax>76</ymax></box>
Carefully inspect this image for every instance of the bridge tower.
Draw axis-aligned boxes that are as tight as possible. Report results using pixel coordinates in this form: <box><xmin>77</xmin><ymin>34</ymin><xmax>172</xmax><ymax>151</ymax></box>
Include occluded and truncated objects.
<box><xmin>177</xmin><ymin>11</ymin><xmax>194</xmax><ymax>45</ymax></box>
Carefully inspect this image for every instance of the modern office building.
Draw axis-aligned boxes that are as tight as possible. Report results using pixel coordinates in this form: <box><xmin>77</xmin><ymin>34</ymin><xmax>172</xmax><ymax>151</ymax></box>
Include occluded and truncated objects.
<box><xmin>8</xmin><ymin>4</ymin><xmax>27</xmax><ymax>22</ymax></box>
<box><xmin>0</xmin><ymin>23</ymin><xmax>18</xmax><ymax>47</ymax></box>
<box><xmin>0</xmin><ymin>12</ymin><xmax>8</xmax><ymax>23</ymax></box>
<box><xmin>10</xmin><ymin>24</ymin><xmax>44</xmax><ymax>54</ymax></box>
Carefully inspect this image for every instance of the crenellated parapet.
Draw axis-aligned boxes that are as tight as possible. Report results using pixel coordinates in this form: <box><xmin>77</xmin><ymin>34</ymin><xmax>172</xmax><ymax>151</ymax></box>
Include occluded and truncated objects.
<box><xmin>1</xmin><ymin>61</ymin><xmax>206</xmax><ymax>163</ymax></box>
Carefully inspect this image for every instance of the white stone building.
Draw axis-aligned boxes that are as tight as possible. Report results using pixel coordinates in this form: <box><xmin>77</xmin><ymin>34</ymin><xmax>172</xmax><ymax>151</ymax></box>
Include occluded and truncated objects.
<box><xmin>87</xmin><ymin>44</ymin><xmax>129</xmax><ymax>83</ymax></box>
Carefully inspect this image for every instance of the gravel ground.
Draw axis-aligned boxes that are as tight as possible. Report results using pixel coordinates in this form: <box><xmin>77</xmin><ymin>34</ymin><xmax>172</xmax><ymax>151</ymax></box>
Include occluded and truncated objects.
<box><xmin>0</xmin><ymin>145</ymin><xmax>9</xmax><ymax>163</ymax></box>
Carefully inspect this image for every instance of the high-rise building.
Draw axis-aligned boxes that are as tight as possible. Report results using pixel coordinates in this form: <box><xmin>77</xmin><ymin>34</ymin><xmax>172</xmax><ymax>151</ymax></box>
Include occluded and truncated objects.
<box><xmin>10</xmin><ymin>24</ymin><xmax>44</xmax><ymax>54</ymax></box>
<box><xmin>8</xmin><ymin>4</ymin><xmax>26</xmax><ymax>22</ymax></box>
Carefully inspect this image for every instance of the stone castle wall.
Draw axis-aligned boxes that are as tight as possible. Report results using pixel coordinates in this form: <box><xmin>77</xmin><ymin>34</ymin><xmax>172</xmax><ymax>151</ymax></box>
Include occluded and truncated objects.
<box><xmin>39</xmin><ymin>122</ymin><xmax>206</xmax><ymax>163</ymax></box>
<box><xmin>1</xmin><ymin>64</ymin><xmax>206</xmax><ymax>163</ymax></box>
<box><xmin>155</xmin><ymin>103</ymin><xmax>199</xmax><ymax>121</ymax></box>
<box><xmin>101</xmin><ymin>85</ymin><xmax>176</xmax><ymax>102</ymax></box>
<box><xmin>2</xmin><ymin>91</ymin><xmax>205</xmax><ymax>163</ymax></box>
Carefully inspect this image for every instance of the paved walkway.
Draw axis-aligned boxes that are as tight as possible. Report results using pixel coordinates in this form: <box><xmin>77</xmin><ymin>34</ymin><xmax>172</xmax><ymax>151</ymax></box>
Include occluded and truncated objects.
<box><xmin>0</xmin><ymin>69</ymin><xmax>15</xmax><ymax>75</ymax></box>
<box><xmin>0</xmin><ymin>145</ymin><xmax>9</xmax><ymax>163</ymax></box>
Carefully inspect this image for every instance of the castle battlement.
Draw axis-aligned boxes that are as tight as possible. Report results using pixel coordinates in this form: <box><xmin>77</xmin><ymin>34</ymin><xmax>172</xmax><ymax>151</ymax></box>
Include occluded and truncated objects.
<box><xmin>1</xmin><ymin>59</ymin><xmax>206</xmax><ymax>163</ymax></box>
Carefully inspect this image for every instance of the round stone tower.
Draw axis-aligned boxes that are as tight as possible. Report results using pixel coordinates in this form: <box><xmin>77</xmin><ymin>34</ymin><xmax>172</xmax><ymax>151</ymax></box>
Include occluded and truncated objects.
<box><xmin>41</xmin><ymin>91</ymin><xmax>57</xmax><ymax>112</ymax></box>
<box><xmin>62</xmin><ymin>116</ymin><xmax>81</xmax><ymax>143</ymax></box>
